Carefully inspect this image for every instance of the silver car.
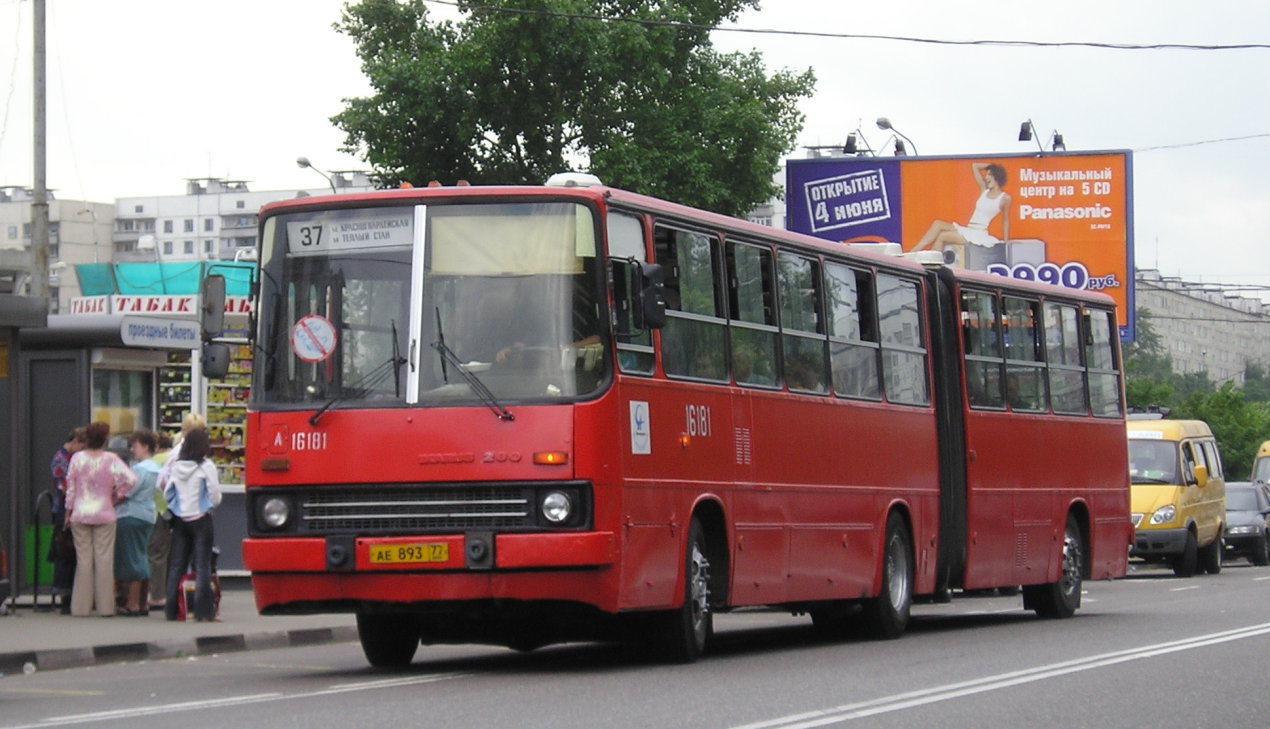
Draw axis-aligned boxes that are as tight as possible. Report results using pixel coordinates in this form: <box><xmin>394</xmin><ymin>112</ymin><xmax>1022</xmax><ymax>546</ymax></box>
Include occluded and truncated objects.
<box><xmin>1223</xmin><ymin>482</ymin><xmax>1270</xmax><ymax>565</ymax></box>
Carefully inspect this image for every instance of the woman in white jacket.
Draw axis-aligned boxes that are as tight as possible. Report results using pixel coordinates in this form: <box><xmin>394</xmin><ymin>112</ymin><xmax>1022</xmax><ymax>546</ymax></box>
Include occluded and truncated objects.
<box><xmin>162</xmin><ymin>427</ymin><xmax>222</xmax><ymax>621</ymax></box>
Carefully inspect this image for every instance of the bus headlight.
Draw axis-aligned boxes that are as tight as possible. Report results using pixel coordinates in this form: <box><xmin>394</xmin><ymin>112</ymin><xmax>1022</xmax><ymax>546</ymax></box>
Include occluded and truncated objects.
<box><xmin>541</xmin><ymin>491</ymin><xmax>572</xmax><ymax>524</ymax></box>
<box><xmin>1149</xmin><ymin>505</ymin><xmax>1176</xmax><ymax>525</ymax></box>
<box><xmin>261</xmin><ymin>497</ymin><xmax>291</xmax><ymax>529</ymax></box>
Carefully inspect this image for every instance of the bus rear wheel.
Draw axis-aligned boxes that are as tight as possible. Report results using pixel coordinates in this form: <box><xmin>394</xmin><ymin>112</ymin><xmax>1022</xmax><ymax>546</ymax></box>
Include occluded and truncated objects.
<box><xmin>1024</xmin><ymin>514</ymin><xmax>1083</xmax><ymax>619</ymax></box>
<box><xmin>653</xmin><ymin>518</ymin><xmax>712</xmax><ymax>663</ymax></box>
<box><xmin>859</xmin><ymin>512</ymin><xmax>914</xmax><ymax>639</ymax></box>
<box><xmin>356</xmin><ymin>612</ymin><xmax>420</xmax><ymax>668</ymax></box>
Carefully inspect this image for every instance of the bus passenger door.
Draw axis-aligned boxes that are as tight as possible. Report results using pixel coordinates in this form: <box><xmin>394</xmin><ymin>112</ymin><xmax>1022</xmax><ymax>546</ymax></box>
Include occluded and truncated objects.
<box><xmin>728</xmin><ymin>389</ymin><xmax>789</xmax><ymax>606</ymax></box>
<box><xmin>962</xmin><ymin>416</ymin><xmax>1016</xmax><ymax>589</ymax></box>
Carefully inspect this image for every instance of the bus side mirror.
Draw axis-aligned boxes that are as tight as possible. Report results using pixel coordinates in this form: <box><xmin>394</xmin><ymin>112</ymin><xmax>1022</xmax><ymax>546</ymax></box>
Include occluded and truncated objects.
<box><xmin>201</xmin><ymin>274</ymin><xmax>226</xmax><ymax>340</ymax></box>
<box><xmin>1193</xmin><ymin>464</ymin><xmax>1209</xmax><ymax>488</ymax></box>
<box><xmin>636</xmin><ymin>263</ymin><xmax>666</xmax><ymax>330</ymax></box>
<box><xmin>201</xmin><ymin>342</ymin><xmax>231</xmax><ymax>379</ymax></box>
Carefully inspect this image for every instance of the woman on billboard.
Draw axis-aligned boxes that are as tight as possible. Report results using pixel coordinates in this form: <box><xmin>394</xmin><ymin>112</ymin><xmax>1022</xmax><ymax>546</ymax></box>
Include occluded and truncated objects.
<box><xmin>912</xmin><ymin>162</ymin><xmax>1011</xmax><ymax>256</ymax></box>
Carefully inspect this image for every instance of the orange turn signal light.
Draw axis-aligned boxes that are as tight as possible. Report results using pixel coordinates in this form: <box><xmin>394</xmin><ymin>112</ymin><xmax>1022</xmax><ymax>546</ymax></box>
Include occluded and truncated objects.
<box><xmin>533</xmin><ymin>451</ymin><xmax>568</xmax><ymax>466</ymax></box>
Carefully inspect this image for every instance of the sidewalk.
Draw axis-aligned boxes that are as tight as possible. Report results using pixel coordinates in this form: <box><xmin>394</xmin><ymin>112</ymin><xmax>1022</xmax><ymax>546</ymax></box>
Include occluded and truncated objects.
<box><xmin>0</xmin><ymin>582</ymin><xmax>357</xmax><ymax>677</ymax></box>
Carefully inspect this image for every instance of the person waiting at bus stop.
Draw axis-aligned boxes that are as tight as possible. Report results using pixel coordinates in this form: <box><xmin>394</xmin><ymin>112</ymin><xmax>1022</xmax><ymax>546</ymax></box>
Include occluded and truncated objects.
<box><xmin>147</xmin><ymin>432</ymin><xmax>174</xmax><ymax>611</ymax></box>
<box><xmin>64</xmin><ymin>422</ymin><xmax>137</xmax><ymax>617</ymax></box>
<box><xmin>163</xmin><ymin>427</ymin><xmax>222</xmax><ymax>622</ymax></box>
<box><xmin>49</xmin><ymin>427</ymin><xmax>87</xmax><ymax>613</ymax></box>
<box><xmin>114</xmin><ymin>430</ymin><xmax>160</xmax><ymax>616</ymax></box>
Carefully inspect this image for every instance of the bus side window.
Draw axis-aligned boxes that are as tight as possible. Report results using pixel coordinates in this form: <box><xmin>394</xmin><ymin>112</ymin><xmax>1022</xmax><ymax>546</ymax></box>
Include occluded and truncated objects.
<box><xmin>1002</xmin><ymin>297</ymin><xmax>1046</xmax><ymax>412</ymax></box>
<box><xmin>1182</xmin><ymin>442</ymin><xmax>1201</xmax><ymax>484</ymax></box>
<box><xmin>1202</xmin><ymin>441</ymin><xmax>1223</xmax><ymax>481</ymax></box>
<box><xmin>960</xmin><ymin>290</ymin><xmax>1004</xmax><ymax>409</ymax></box>
<box><xmin>608</xmin><ymin>212</ymin><xmax>654</xmax><ymax>375</ymax></box>
<box><xmin>876</xmin><ymin>274</ymin><xmax>929</xmax><ymax>406</ymax></box>
<box><xmin>1085</xmin><ymin>308</ymin><xmax>1122</xmax><ymax>417</ymax></box>
<box><xmin>824</xmin><ymin>261</ymin><xmax>880</xmax><ymax>400</ymax></box>
<box><xmin>777</xmin><ymin>252</ymin><xmax>828</xmax><ymax>393</ymax></box>
<box><xmin>655</xmin><ymin>225</ymin><xmax>727</xmax><ymax>382</ymax></box>
<box><xmin>726</xmin><ymin>241</ymin><xmax>779</xmax><ymax>388</ymax></box>
<box><xmin>1045</xmin><ymin>301</ymin><xmax>1088</xmax><ymax>415</ymax></box>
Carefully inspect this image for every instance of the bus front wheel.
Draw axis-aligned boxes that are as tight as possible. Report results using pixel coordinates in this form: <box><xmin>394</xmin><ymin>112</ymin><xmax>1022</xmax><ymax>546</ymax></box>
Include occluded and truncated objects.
<box><xmin>1172</xmin><ymin>530</ymin><xmax>1198</xmax><ymax>578</ymax></box>
<box><xmin>1024</xmin><ymin>515</ymin><xmax>1084</xmax><ymax>619</ymax></box>
<box><xmin>1199</xmin><ymin>534</ymin><xmax>1223</xmax><ymax>574</ymax></box>
<box><xmin>356</xmin><ymin>612</ymin><xmax>420</xmax><ymax>668</ymax></box>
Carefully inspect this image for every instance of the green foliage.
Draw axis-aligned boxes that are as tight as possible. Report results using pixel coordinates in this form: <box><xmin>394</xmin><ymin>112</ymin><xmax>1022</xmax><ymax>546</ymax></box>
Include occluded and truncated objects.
<box><xmin>333</xmin><ymin>0</ymin><xmax>815</xmax><ymax>217</ymax></box>
<box><xmin>1171</xmin><ymin>383</ymin><xmax>1270</xmax><ymax>481</ymax></box>
<box><xmin>1123</xmin><ymin>308</ymin><xmax>1183</xmax><ymax>411</ymax></box>
<box><xmin>1121</xmin><ymin>307</ymin><xmax>1270</xmax><ymax>475</ymax></box>
<box><xmin>1243</xmin><ymin>362</ymin><xmax>1270</xmax><ymax>403</ymax></box>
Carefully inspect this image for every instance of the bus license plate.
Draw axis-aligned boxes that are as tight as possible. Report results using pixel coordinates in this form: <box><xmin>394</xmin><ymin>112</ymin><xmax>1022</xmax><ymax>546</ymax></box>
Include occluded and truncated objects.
<box><xmin>368</xmin><ymin>543</ymin><xmax>449</xmax><ymax>565</ymax></box>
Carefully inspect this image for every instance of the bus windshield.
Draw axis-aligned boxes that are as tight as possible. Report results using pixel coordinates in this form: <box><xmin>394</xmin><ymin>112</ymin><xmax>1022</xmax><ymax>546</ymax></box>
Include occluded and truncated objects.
<box><xmin>1128</xmin><ymin>440</ymin><xmax>1180</xmax><ymax>485</ymax></box>
<box><xmin>256</xmin><ymin>201</ymin><xmax>607</xmax><ymax>409</ymax></box>
<box><xmin>1253</xmin><ymin>457</ymin><xmax>1270</xmax><ymax>484</ymax></box>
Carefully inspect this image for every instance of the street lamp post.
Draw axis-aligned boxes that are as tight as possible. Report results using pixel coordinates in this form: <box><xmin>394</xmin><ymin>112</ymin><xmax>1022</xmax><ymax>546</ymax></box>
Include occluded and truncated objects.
<box><xmin>876</xmin><ymin>117</ymin><xmax>918</xmax><ymax>156</ymax></box>
<box><xmin>296</xmin><ymin>157</ymin><xmax>338</xmax><ymax>194</ymax></box>
<box><xmin>1018</xmin><ymin>119</ymin><xmax>1066</xmax><ymax>152</ymax></box>
<box><xmin>77</xmin><ymin>207</ymin><xmax>99</xmax><ymax>263</ymax></box>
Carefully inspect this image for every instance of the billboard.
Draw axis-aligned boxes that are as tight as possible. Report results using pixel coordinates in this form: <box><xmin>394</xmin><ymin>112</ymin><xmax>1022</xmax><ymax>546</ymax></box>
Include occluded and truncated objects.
<box><xmin>786</xmin><ymin>151</ymin><xmax>1135</xmax><ymax>341</ymax></box>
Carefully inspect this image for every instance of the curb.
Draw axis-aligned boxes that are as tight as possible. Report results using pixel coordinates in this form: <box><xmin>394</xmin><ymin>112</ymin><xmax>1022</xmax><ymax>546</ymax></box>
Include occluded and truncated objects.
<box><xmin>0</xmin><ymin>625</ymin><xmax>358</xmax><ymax>678</ymax></box>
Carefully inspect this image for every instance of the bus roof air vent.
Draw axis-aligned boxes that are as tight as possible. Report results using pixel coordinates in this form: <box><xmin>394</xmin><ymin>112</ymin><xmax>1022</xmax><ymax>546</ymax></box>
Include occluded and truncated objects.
<box><xmin>847</xmin><ymin>242</ymin><xmax>903</xmax><ymax>257</ymax></box>
<box><xmin>903</xmin><ymin>251</ymin><xmax>946</xmax><ymax>266</ymax></box>
<box><xmin>545</xmin><ymin>172</ymin><xmax>603</xmax><ymax>188</ymax></box>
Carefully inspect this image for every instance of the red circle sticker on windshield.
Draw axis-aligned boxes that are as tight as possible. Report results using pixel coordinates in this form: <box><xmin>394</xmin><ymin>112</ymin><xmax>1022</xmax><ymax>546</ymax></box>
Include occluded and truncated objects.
<box><xmin>291</xmin><ymin>315</ymin><xmax>338</xmax><ymax>363</ymax></box>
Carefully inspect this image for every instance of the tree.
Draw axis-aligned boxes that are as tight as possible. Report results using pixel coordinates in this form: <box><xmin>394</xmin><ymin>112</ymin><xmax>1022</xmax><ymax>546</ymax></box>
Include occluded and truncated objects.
<box><xmin>1243</xmin><ymin>362</ymin><xmax>1270</xmax><ymax>404</ymax></box>
<box><xmin>1172</xmin><ymin>383</ymin><xmax>1270</xmax><ymax>481</ymax></box>
<box><xmin>332</xmin><ymin>0</ymin><xmax>815</xmax><ymax>217</ymax></box>
<box><xmin>1123</xmin><ymin>308</ymin><xmax>1176</xmax><ymax>411</ymax></box>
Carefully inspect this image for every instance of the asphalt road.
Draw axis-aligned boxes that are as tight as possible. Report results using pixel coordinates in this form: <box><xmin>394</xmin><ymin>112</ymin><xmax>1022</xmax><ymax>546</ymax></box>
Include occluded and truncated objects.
<box><xmin>4</xmin><ymin>562</ymin><xmax>1270</xmax><ymax>729</ymax></box>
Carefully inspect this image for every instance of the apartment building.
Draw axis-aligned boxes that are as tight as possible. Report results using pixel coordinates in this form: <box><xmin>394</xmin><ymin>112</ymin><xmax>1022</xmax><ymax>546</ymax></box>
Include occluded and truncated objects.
<box><xmin>0</xmin><ymin>187</ymin><xmax>114</xmax><ymax>313</ymax></box>
<box><xmin>1135</xmin><ymin>268</ymin><xmax>1270</xmax><ymax>385</ymax></box>
<box><xmin>112</xmin><ymin>174</ymin><xmax>373</xmax><ymax>263</ymax></box>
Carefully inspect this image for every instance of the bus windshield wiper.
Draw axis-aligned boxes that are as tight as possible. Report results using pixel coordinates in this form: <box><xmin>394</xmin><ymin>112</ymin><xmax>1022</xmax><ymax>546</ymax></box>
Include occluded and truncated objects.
<box><xmin>309</xmin><ymin>320</ymin><xmax>407</xmax><ymax>426</ymax></box>
<box><xmin>433</xmin><ymin>308</ymin><xmax>514</xmax><ymax>422</ymax></box>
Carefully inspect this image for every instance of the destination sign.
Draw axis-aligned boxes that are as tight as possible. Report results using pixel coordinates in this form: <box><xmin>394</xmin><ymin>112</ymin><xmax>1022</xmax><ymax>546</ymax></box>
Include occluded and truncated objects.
<box><xmin>285</xmin><ymin>208</ymin><xmax>414</xmax><ymax>257</ymax></box>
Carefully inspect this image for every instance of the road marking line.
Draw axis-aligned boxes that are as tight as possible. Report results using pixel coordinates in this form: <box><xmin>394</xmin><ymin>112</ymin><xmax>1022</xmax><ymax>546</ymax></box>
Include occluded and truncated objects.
<box><xmin>39</xmin><ymin>694</ymin><xmax>283</xmax><ymax>724</ymax></box>
<box><xmin>0</xmin><ymin>673</ymin><xmax>467</xmax><ymax>729</ymax></box>
<box><xmin>0</xmin><ymin>689</ymin><xmax>106</xmax><ymax>697</ymax></box>
<box><xmin>1170</xmin><ymin>586</ymin><xmax>1200</xmax><ymax>592</ymax></box>
<box><xmin>731</xmin><ymin>622</ymin><xmax>1270</xmax><ymax>729</ymax></box>
<box><xmin>247</xmin><ymin>663</ymin><xmax>334</xmax><ymax>671</ymax></box>
<box><xmin>1253</xmin><ymin>576</ymin><xmax>1270</xmax><ymax>581</ymax></box>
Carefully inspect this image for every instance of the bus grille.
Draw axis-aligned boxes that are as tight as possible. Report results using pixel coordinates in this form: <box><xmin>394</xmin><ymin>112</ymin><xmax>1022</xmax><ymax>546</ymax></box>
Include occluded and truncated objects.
<box><xmin>299</xmin><ymin>486</ymin><xmax>532</xmax><ymax>533</ymax></box>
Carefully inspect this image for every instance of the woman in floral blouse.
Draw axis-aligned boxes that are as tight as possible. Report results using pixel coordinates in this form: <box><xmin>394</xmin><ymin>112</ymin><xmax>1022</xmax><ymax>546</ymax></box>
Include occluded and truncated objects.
<box><xmin>65</xmin><ymin>422</ymin><xmax>136</xmax><ymax>617</ymax></box>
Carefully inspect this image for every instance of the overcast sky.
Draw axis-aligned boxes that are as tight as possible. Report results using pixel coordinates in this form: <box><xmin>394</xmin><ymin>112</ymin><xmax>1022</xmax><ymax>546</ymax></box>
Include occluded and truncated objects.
<box><xmin>0</xmin><ymin>0</ymin><xmax>1267</xmax><ymax>291</ymax></box>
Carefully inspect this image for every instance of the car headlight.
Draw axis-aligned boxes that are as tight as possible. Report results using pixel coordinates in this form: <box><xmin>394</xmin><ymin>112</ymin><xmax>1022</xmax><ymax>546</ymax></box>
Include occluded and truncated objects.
<box><xmin>1149</xmin><ymin>505</ymin><xmax>1176</xmax><ymax>525</ymax></box>
<box><xmin>541</xmin><ymin>491</ymin><xmax>572</xmax><ymax>524</ymax></box>
<box><xmin>1228</xmin><ymin>525</ymin><xmax>1258</xmax><ymax>535</ymax></box>
<box><xmin>260</xmin><ymin>497</ymin><xmax>291</xmax><ymax>529</ymax></box>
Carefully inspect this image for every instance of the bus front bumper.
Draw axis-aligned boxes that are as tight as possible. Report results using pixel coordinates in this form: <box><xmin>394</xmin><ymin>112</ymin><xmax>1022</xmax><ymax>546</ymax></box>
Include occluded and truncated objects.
<box><xmin>1130</xmin><ymin>527</ymin><xmax>1189</xmax><ymax>558</ymax></box>
<box><xmin>243</xmin><ymin>531</ymin><xmax>618</xmax><ymax>612</ymax></box>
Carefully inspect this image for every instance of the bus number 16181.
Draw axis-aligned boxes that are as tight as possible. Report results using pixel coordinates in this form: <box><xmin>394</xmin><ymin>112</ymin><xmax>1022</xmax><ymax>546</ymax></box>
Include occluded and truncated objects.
<box><xmin>686</xmin><ymin>405</ymin><xmax>712</xmax><ymax>437</ymax></box>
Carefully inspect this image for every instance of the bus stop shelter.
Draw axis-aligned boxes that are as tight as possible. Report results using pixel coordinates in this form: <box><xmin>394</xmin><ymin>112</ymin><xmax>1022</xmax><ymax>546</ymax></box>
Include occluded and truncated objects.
<box><xmin>1</xmin><ymin>294</ymin><xmax>48</xmax><ymax>605</ymax></box>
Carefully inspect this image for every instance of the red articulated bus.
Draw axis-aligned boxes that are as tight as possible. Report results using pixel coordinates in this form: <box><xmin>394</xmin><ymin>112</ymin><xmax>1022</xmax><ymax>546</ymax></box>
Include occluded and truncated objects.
<box><xmin>241</xmin><ymin>174</ymin><xmax>1132</xmax><ymax>666</ymax></box>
